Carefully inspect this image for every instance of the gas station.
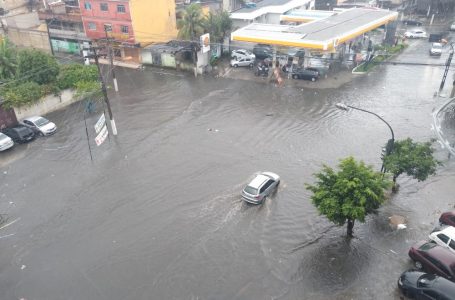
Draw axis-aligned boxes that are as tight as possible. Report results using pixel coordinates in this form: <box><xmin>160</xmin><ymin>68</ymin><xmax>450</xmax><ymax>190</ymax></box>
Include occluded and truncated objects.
<box><xmin>231</xmin><ymin>7</ymin><xmax>399</xmax><ymax>69</ymax></box>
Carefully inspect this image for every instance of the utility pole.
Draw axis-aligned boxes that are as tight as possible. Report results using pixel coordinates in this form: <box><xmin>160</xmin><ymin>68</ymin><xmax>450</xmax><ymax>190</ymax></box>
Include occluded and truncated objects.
<box><xmin>104</xmin><ymin>27</ymin><xmax>119</xmax><ymax>92</ymax></box>
<box><xmin>439</xmin><ymin>45</ymin><xmax>454</xmax><ymax>93</ymax></box>
<box><xmin>84</xmin><ymin>46</ymin><xmax>118</xmax><ymax>135</ymax></box>
<box><xmin>45</xmin><ymin>18</ymin><xmax>55</xmax><ymax>56</ymax></box>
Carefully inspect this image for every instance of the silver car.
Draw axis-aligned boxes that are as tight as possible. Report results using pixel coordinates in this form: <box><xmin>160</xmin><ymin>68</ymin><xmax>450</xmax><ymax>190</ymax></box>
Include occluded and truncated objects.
<box><xmin>22</xmin><ymin>116</ymin><xmax>57</xmax><ymax>136</ymax></box>
<box><xmin>231</xmin><ymin>49</ymin><xmax>255</xmax><ymax>60</ymax></box>
<box><xmin>242</xmin><ymin>172</ymin><xmax>280</xmax><ymax>204</ymax></box>
<box><xmin>0</xmin><ymin>132</ymin><xmax>14</xmax><ymax>151</ymax></box>
<box><xmin>230</xmin><ymin>57</ymin><xmax>254</xmax><ymax>68</ymax></box>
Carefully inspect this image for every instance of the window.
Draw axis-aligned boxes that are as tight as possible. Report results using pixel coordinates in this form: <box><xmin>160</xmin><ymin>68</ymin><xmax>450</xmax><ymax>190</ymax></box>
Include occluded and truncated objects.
<box><xmin>87</xmin><ymin>22</ymin><xmax>96</xmax><ymax>30</ymax></box>
<box><xmin>117</xmin><ymin>4</ymin><xmax>126</xmax><ymax>13</ymax></box>
<box><xmin>104</xmin><ymin>24</ymin><xmax>112</xmax><ymax>32</ymax></box>
<box><xmin>100</xmin><ymin>3</ymin><xmax>108</xmax><ymax>11</ymax></box>
<box><xmin>449</xmin><ymin>239</ymin><xmax>455</xmax><ymax>251</ymax></box>
<box><xmin>120</xmin><ymin>25</ymin><xmax>129</xmax><ymax>34</ymax></box>
<box><xmin>438</xmin><ymin>234</ymin><xmax>450</xmax><ymax>244</ymax></box>
<box><xmin>84</xmin><ymin>2</ymin><xmax>91</xmax><ymax>10</ymax></box>
<box><xmin>260</xmin><ymin>180</ymin><xmax>273</xmax><ymax>193</ymax></box>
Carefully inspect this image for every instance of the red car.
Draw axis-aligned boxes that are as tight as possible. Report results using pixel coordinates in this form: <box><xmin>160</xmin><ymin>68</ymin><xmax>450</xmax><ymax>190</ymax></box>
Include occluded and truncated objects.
<box><xmin>409</xmin><ymin>241</ymin><xmax>455</xmax><ymax>282</ymax></box>
<box><xmin>440</xmin><ymin>211</ymin><xmax>455</xmax><ymax>227</ymax></box>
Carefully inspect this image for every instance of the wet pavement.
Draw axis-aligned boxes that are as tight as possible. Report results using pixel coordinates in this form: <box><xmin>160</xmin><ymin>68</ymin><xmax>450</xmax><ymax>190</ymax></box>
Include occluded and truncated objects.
<box><xmin>1</xmin><ymin>31</ymin><xmax>455</xmax><ymax>300</ymax></box>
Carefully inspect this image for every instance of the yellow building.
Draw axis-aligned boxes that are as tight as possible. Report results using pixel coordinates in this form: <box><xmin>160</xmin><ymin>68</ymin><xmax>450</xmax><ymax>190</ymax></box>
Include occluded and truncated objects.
<box><xmin>129</xmin><ymin>0</ymin><xmax>178</xmax><ymax>45</ymax></box>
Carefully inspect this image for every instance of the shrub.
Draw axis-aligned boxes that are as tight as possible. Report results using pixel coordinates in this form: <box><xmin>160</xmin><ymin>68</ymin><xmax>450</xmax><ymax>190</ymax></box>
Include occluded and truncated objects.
<box><xmin>0</xmin><ymin>81</ymin><xmax>44</xmax><ymax>108</ymax></box>
<box><xmin>16</xmin><ymin>49</ymin><xmax>59</xmax><ymax>85</ymax></box>
<box><xmin>57</xmin><ymin>64</ymin><xmax>99</xmax><ymax>90</ymax></box>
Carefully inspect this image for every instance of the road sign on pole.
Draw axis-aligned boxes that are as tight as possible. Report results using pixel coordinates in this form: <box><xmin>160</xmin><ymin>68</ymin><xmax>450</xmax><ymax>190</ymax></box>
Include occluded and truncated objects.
<box><xmin>94</xmin><ymin>113</ymin><xmax>106</xmax><ymax>134</ymax></box>
<box><xmin>95</xmin><ymin>125</ymin><xmax>108</xmax><ymax>146</ymax></box>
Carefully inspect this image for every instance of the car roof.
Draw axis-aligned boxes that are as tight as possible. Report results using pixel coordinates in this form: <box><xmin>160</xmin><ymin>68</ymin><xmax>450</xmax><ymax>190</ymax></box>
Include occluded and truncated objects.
<box><xmin>434</xmin><ymin>277</ymin><xmax>455</xmax><ymax>296</ymax></box>
<box><xmin>425</xmin><ymin>244</ymin><xmax>455</xmax><ymax>266</ymax></box>
<box><xmin>248</xmin><ymin>174</ymin><xmax>270</xmax><ymax>189</ymax></box>
<box><xmin>23</xmin><ymin>116</ymin><xmax>43</xmax><ymax>122</ymax></box>
<box><xmin>438</xmin><ymin>226</ymin><xmax>455</xmax><ymax>237</ymax></box>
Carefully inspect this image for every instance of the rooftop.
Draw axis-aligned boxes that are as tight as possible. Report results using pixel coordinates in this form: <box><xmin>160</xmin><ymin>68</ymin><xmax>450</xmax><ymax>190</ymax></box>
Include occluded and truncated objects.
<box><xmin>231</xmin><ymin>8</ymin><xmax>398</xmax><ymax>50</ymax></box>
<box><xmin>231</xmin><ymin>0</ymin><xmax>308</xmax><ymax>20</ymax></box>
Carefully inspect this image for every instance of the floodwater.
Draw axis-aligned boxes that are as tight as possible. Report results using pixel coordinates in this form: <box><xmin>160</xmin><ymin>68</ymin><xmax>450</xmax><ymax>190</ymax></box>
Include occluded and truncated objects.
<box><xmin>0</xmin><ymin>38</ymin><xmax>455</xmax><ymax>300</ymax></box>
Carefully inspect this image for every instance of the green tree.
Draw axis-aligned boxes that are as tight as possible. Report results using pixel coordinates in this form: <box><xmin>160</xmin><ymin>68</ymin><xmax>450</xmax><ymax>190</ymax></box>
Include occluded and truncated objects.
<box><xmin>57</xmin><ymin>64</ymin><xmax>99</xmax><ymax>90</ymax></box>
<box><xmin>306</xmin><ymin>157</ymin><xmax>392</xmax><ymax>237</ymax></box>
<box><xmin>16</xmin><ymin>49</ymin><xmax>59</xmax><ymax>85</ymax></box>
<box><xmin>383</xmin><ymin>138</ymin><xmax>440</xmax><ymax>184</ymax></box>
<box><xmin>203</xmin><ymin>11</ymin><xmax>232</xmax><ymax>43</ymax></box>
<box><xmin>0</xmin><ymin>38</ymin><xmax>17</xmax><ymax>80</ymax></box>
<box><xmin>177</xmin><ymin>3</ymin><xmax>205</xmax><ymax>40</ymax></box>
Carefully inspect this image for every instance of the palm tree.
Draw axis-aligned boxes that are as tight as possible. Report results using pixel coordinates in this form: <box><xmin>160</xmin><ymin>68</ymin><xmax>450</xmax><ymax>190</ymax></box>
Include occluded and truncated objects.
<box><xmin>0</xmin><ymin>38</ymin><xmax>17</xmax><ymax>80</ymax></box>
<box><xmin>177</xmin><ymin>3</ymin><xmax>204</xmax><ymax>40</ymax></box>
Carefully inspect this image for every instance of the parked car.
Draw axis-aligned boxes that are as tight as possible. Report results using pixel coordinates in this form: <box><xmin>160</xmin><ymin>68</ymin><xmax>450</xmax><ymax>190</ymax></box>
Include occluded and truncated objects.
<box><xmin>450</xmin><ymin>22</ymin><xmax>455</xmax><ymax>31</ymax></box>
<box><xmin>430</xmin><ymin>227</ymin><xmax>455</xmax><ymax>254</ymax></box>
<box><xmin>21</xmin><ymin>116</ymin><xmax>57</xmax><ymax>136</ymax></box>
<box><xmin>231</xmin><ymin>49</ymin><xmax>255</xmax><ymax>60</ymax></box>
<box><xmin>241</xmin><ymin>172</ymin><xmax>280</xmax><ymax>204</ymax></box>
<box><xmin>430</xmin><ymin>42</ymin><xmax>443</xmax><ymax>56</ymax></box>
<box><xmin>409</xmin><ymin>241</ymin><xmax>455</xmax><ymax>281</ymax></box>
<box><xmin>307</xmin><ymin>57</ymin><xmax>330</xmax><ymax>77</ymax></box>
<box><xmin>253</xmin><ymin>44</ymin><xmax>273</xmax><ymax>60</ymax></box>
<box><xmin>1</xmin><ymin>125</ymin><xmax>35</xmax><ymax>143</ymax></box>
<box><xmin>230</xmin><ymin>57</ymin><xmax>254</xmax><ymax>68</ymax></box>
<box><xmin>402</xmin><ymin>19</ymin><xmax>423</xmax><ymax>26</ymax></box>
<box><xmin>405</xmin><ymin>29</ymin><xmax>427</xmax><ymax>39</ymax></box>
<box><xmin>398</xmin><ymin>269</ymin><xmax>455</xmax><ymax>299</ymax></box>
<box><xmin>291</xmin><ymin>68</ymin><xmax>319</xmax><ymax>81</ymax></box>
<box><xmin>440</xmin><ymin>211</ymin><xmax>455</xmax><ymax>227</ymax></box>
<box><xmin>0</xmin><ymin>132</ymin><xmax>14</xmax><ymax>151</ymax></box>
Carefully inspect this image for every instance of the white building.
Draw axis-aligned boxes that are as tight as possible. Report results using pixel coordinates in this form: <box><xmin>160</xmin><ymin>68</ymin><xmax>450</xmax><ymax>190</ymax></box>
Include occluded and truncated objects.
<box><xmin>230</xmin><ymin>0</ymin><xmax>311</xmax><ymax>28</ymax></box>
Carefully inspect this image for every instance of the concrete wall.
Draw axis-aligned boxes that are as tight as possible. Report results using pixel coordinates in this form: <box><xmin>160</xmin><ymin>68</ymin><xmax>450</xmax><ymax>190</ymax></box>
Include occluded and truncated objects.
<box><xmin>14</xmin><ymin>90</ymin><xmax>76</xmax><ymax>120</ymax></box>
<box><xmin>3</xmin><ymin>12</ymin><xmax>40</xmax><ymax>28</ymax></box>
<box><xmin>7</xmin><ymin>27</ymin><xmax>51</xmax><ymax>53</ymax></box>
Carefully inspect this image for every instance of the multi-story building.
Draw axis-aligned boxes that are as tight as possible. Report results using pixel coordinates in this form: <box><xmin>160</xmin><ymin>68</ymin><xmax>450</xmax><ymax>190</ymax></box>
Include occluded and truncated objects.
<box><xmin>39</xmin><ymin>0</ymin><xmax>89</xmax><ymax>55</ymax></box>
<box><xmin>79</xmin><ymin>0</ymin><xmax>178</xmax><ymax>62</ymax></box>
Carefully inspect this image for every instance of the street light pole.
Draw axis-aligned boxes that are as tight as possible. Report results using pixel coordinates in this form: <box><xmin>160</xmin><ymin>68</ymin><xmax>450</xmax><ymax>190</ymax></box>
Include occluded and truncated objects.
<box><xmin>336</xmin><ymin>103</ymin><xmax>395</xmax><ymax>173</ymax></box>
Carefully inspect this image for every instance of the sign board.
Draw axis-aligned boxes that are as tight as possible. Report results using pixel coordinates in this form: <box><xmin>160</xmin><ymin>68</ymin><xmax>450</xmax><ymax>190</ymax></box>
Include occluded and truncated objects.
<box><xmin>200</xmin><ymin>33</ymin><xmax>210</xmax><ymax>53</ymax></box>
<box><xmin>94</xmin><ymin>113</ymin><xmax>106</xmax><ymax>134</ymax></box>
<box><xmin>95</xmin><ymin>125</ymin><xmax>108</xmax><ymax>146</ymax></box>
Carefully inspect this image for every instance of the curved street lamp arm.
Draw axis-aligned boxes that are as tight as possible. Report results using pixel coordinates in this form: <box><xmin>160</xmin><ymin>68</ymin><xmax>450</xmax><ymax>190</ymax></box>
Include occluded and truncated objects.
<box><xmin>347</xmin><ymin>105</ymin><xmax>395</xmax><ymax>142</ymax></box>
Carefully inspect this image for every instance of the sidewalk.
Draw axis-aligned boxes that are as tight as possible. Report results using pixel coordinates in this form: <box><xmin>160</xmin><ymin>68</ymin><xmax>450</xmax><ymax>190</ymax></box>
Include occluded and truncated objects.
<box><xmin>214</xmin><ymin>60</ymin><xmax>355</xmax><ymax>89</ymax></box>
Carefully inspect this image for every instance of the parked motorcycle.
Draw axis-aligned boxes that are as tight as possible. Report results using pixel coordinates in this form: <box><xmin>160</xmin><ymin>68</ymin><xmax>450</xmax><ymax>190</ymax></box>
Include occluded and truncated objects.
<box><xmin>255</xmin><ymin>63</ymin><xmax>269</xmax><ymax>77</ymax></box>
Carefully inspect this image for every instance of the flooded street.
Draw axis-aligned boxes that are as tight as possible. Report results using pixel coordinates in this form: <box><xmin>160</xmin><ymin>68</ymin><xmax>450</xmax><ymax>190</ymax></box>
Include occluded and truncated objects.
<box><xmin>1</xmin><ymin>37</ymin><xmax>455</xmax><ymax>300</ymax></box>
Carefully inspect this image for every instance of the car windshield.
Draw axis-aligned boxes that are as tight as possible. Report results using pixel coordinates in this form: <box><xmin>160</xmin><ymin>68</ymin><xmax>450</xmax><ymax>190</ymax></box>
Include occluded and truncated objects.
<box><xmin>417</xmin><ymin>273</ymin><xmax>436</xmax><ymax>287</ymax></box>
<box><xmin>16</xmin><ymin>127</ymin><xmax>30</xmax><ymax>136</ymax></box>
<box><xmin>420</xmin><ymin>242</ymin><xmax>438</xmax><ymax>251</ymax></box>
<box><xmin>0</xmin><ymin>133</ymin><xmax>8</xmax><ymax>141</ymax></box>
<box><xmin>34</xmin><ymin>117</ymin><xmax>49</xmax><ymax>127</ymax></box>
<box><xmin>433</xmin><ymin>44</ymin><xmax>442</xmax><ymax>49</ymax></box>
<box><xmin>244</xmin><ymin>186</ymin><xmax>258</xmax><ymax>195</ymax></box>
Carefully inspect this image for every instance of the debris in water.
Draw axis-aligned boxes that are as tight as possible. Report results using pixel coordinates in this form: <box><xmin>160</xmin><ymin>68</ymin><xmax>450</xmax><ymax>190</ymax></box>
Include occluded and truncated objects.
<box><xmin>21</xmin><ymin>265</ymin><xmax>26</xmax><ymax>270</ymax></box>
<box><xmin>389</xmin><ymin>215</ymin><xmax>407</xmax><ymax>230</ymax></box>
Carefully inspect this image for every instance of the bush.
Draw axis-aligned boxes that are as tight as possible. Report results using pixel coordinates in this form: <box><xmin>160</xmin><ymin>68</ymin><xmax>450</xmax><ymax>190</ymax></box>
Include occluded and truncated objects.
<box><xmin>16</xmin><ymin>49</ymin><xmax>59</xmax><ymax>85</ymax></box>
<box><xmin>0</xmin><ymin>81</ymin><xmax>44</xmax><ymax>108</ymax></box>
<box><xmin>57</xmin><ymin>64</ymin><xmax>99</xmax><ymax>90</ymax></box>
<box><xmin>74</xmin><ymin>80</ymin><xmax>102</xmax><ymax>100</ymax></box>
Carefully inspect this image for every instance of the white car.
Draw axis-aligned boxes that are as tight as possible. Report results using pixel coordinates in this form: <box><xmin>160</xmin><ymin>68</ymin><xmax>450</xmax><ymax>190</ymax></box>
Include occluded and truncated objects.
<box><xmin>404</xmin><ymin>29</ymin><xmax>427</xmax><ymax>39</ymax></box>
<box><xmin>22</xmin><ymin>116</ymin><xmax>57</xmax><ymax>136</ymax></box>
<box><xmin>241</xmin><ymin>172</ymin><xmax>280</xmax><ymax>204</ymax></box>
<box><xmin>0</xmin><ymin>132</ymin><xmax>14</xmax><ymax>151</ymax></box>
<box><xmin>429</xmin><ymin>226</ymin><xmax>455</xmax><ymax>254</ymax></box>
<box><xmin>231</xmin><ymin>49</ymin><xmax>255</xmax><ymax>60</ymax></box>
<box><xmin>450</xmin><ymin>22</ymin><xmax>455</xmax><ymax>31</ymax></box>
<box><xmin>230</xmin><ymin>57</ymin><xmax>254</xmax><ymax>68</ymax></box>
<box><xmin>430</xmin><ymin>42</ymin><xmax>443</xmax><ymax>56</ymax></box>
